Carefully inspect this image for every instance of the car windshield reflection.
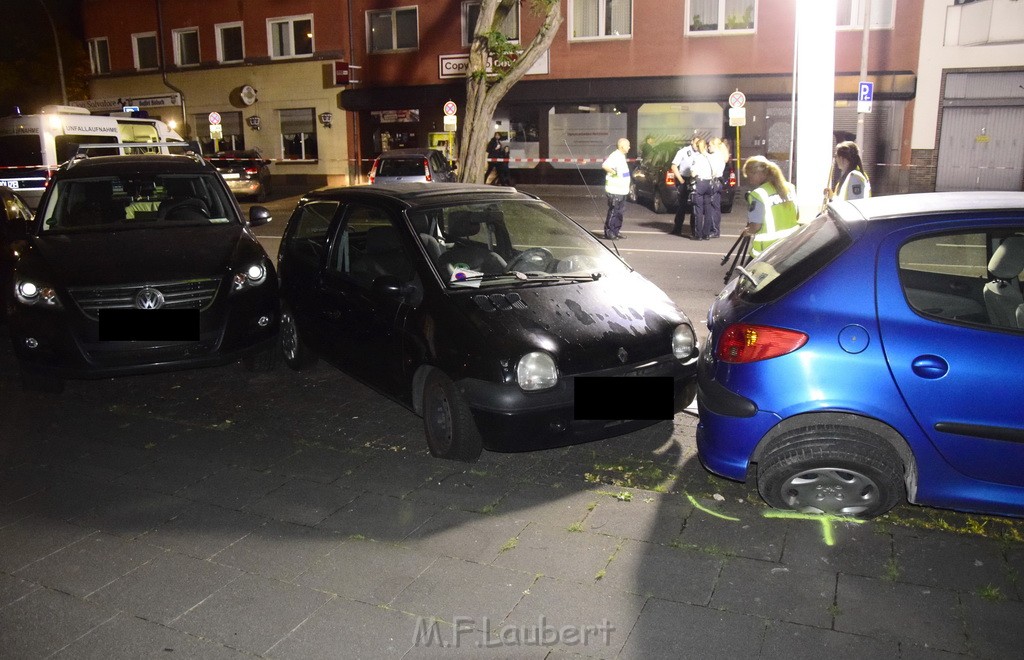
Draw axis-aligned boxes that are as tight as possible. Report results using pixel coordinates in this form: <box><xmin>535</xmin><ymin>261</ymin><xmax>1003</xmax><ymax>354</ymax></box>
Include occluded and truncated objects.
<box><xmin>407</xmin><ymin>200</ymin><xmax>629</xmax><ymax>288</ymax></box>
<box><xmin>37</xmin><ymin>174</ymin><xmax>236</xmax><ymax>233</ymax></box>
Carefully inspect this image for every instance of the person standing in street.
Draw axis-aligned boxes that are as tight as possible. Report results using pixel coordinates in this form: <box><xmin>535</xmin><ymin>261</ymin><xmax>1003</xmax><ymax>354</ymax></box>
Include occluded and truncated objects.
<box><xmin>830</xmin><ymin>140</ymin><xmax>871</xmax><ymax>201</ymax></box>
<box><xmin>602</xmin><ymin>138</ymin><xmax>631</xmax><ymax>240</ymax></box>
<box><xmin>688</xmin><ymin>138</ymin><xmax>721</xmax><ymax>240</ymax></box>
<box><xmin>706</xmin><ymin>137</ymin><xmax>729</xmax><ymax>238</ymax></box>
<box><xmin>670</xmin><ymin>136</ymin><xmax>698</xmax><ymax>236</ymax></box>
<box><xmin>485</xmin><ymin>132</ymin><xmax>503</xmax><ymax>184</ymax></box>
<box><xmin>741</xmin><ymin>155</ymin><xmax>799</xmax><ymax>258</ymax></box>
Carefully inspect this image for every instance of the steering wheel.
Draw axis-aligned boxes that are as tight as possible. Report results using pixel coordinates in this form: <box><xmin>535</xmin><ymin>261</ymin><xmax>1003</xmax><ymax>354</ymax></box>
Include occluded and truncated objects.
<box><xmin>507</xmin><ymin>247</ymin><xmax>555</xmax><ymax>273</ymax></box>
<box><xmin>158</xmin><ymin>197</ymin><xmax>210</xmax><ymax>221</ymax></box>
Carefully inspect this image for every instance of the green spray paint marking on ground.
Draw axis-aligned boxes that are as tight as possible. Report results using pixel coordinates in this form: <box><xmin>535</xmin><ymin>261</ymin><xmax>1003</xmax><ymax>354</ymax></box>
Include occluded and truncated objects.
<box><xmin>686</xmin><ymin>494</ymin><xmax>741</xmax><ymax>521</ymax></box>
<box><xmin>763</xmin><ymin>510</ymin><xmax>865</xmax><ymax>546</ymax></box>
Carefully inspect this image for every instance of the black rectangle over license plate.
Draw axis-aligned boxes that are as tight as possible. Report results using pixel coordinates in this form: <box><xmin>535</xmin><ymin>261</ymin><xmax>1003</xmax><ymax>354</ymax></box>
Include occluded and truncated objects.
<box><xmin>98</xmin><ymin>309</ymin><xmax>200</xmax><ymax>341</ymax></box>
<box><xmin>574</xmin><ymin>376</ymin><xmax>674</xmax><ymax>421</ymax></box>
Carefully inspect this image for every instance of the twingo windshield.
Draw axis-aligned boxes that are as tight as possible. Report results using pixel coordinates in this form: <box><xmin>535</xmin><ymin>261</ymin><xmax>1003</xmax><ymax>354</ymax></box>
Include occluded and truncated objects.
<box><xmin>735</xmin><ymin>211</ymin><xmax>853</xmax><ymax>301</ymax></box>
<box><xmin>37</xmin><ymin>173</ymin><xmax>236</xmax><ymax>233</ymax></box>
<box><xmin>408</xmin><ymin>199</ymin><xmax>631</xmax><ymax>288</ymax></box>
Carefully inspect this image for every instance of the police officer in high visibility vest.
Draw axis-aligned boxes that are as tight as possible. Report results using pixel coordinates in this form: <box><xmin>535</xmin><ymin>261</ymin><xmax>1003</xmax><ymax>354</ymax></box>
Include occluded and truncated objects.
<box><xmin>741</xmin><ymin>156</ymin><xmax>799</xmax><ymax>258</ymax></box>
<box><xmin>831</xmin><ymin>140</ymin><xmax>871</xmax><ymax>201</ymax></box>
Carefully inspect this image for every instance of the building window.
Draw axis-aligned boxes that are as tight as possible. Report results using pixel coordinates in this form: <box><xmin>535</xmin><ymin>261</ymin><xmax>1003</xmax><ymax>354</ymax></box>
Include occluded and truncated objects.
<box><xmin>132</xmin><ymin>32</ymin><xmax>158</xmax><ymax>71</ymax></box>
<box><xmin>686</xmin><ymin>0</ymin><xmax>756</xmax><ymax>34</ymax></box>
<box><xmin>194</xmin><ymin>111</ymin><xmax>244</xmax><ymax>154</ymax></box>
<box><xmin>88</xmin><ymin>38</ymin><xmax>110</xmax><ymax>75</ymax></box>
<box><xmin>570</xmin><ymin>0</ymin><xmax>632</xmax><ymax>40</ymax></box>
<box><xmin>368</xmin><ymin>7</ymin><xmax>419</xmax><ymax>53</ymax></box>
<box><xmin>280</xmin><ymin>108</ymin><xmax>318</xmax><ymax>161</ymax></box>
<box><xmin>173</xmin><ymin>28</ymin><xmax>200</xmax><ymax>67</ymax></box>
<box><xmin>836</xmin><ymin>0</ymin><xmax>895</xmax><ymax>29</ymax></box>
<box><xmin>462</xmin><ymin>1</ymin><xmax>520</xmax><ymax>46</ymax></box>
<box><xmin>216</xmin><ymin>22</ymin><xmax>244</xmax><ymax>63</ymax></box>
<box><xmin>268</xmin><ymin>15</ymin><xmax>314</xmax><ymax>59</ymax></box>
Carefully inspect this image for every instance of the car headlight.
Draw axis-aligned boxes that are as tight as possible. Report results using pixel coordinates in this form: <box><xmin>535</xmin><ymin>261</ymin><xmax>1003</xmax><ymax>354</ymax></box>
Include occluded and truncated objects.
<box><xmin>232</xmin><ymin>261</ymin><xmax>268</xmax><ymax>291</ymax></box>
<box><xmin>517</xmin><ymin>351</ymin><xmax>559</xmax><ymax>391</ymax></box>
<box><xmin>672</xmin><ymin>324</ymin><xmax>696</xmax><ymax>360</ymax></box>
<box><xmin>15</xmin><ymin>279</ymin><xmax>62</xmax><ymax>308</ymax></box>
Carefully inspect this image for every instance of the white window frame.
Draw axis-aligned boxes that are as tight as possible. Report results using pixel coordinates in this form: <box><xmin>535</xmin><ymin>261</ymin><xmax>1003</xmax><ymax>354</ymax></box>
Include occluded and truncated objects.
<box><xmin>216</xmin><ymin>21</ymin><xmax>245</xmax><ymax>63</ymax></box>
<box><xmin>568</xmin><ymin>0</ymin><xmax>633</xmax><ymax>41</ymax></box>
<box><xmin>172</xmin><ymin>27</ymin><xmax>200</xmax><ymax>67</ymax></box>
<box><xmin>267</xmin><ymin>14</ymin><xmax>314</xmax><ymax>60</ymax></box>
<box><xmin>132</xmin><ymin>32</ymin><xmax>159</xmax><ymax>71</ymax></box>
<box><xmin>88</xmin><ymin>37</ymin><xmax>110</xmax><ymax>75</ymax></box>
<box><xmin>280</xmin><ymin>108</ymin><xmax>318</xmax><ymax>161</ymax></box>
<box><xmin>685</xmin><ymin>0</ymin><xmax>757</xmax><ymax>36</ymax></box>
<box><xmin>462</xmin><ymin>1</ymin><xmax>520</xmax><ymax>47</ymax></box>
<box><xmin>836</xmin><ymin>0</ymin><xmax>895</xmax><ymax>30</ymax></box>
<box><xmin>367</xmin><ymin>6</ymin><xmax>420</xmax><ymax>53</ymax></box>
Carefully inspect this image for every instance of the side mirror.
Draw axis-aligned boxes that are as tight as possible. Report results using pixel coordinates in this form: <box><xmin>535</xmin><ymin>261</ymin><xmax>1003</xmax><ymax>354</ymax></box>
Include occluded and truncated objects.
<box><xmin>5</xmin><ymin>218</ymin><xmax>31</xmax><ymax>240</ymax></box>
<box><xmin>372</xmin><ymin>275</ymin><xmax>408</xmax><ymax>299</ymax></box>
<box><xmin>248</xmin><ymin>206</ymin><xmax>272</xmax><ymax>227</ymax></box>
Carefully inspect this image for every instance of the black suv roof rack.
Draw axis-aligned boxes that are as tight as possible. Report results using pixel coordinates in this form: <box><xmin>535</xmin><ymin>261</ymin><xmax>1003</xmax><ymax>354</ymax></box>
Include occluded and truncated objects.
<box><xmin>68</xmin><ymin>142</ymin><xmax>205</xmax><ymax>168</ymax></box>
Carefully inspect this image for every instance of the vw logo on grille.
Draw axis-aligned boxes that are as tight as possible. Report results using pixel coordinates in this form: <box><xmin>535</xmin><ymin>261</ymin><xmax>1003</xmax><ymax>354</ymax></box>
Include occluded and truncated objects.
<box><xmin>617</xmin><ymin>347</ymin><xmax>629</xmax><ymax>364</ymax></box>
<box><xmin>135</xmin><ymin>287</ymin><xmax>165</xmax><ymax>310</ymax></box>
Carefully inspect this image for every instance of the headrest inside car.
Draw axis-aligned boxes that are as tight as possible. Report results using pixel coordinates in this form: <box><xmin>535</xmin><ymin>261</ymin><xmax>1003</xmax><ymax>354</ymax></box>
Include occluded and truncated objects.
<box><xmin>446</xmin><ymin>211</ymin><xmax>481</xmax><ymax>238</ymax></box>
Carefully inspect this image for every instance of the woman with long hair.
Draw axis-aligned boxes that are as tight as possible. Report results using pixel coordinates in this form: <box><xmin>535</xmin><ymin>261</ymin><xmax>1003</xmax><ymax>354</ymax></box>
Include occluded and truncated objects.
<box><xmin>741</xmin><ymin>155</ymin><xmax>799</xmax><ymax>258</ymax></box>
<box><xmin>831</xmin><ymin>141</ymin><xmax>871</xmax><ymax>201</ymax></box>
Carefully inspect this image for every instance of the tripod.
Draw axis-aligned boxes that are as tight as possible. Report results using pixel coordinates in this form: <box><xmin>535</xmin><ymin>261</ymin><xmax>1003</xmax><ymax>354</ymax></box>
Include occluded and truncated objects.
<box><xmin>721</xmin><ymin>233</ymin><xmax>752</xmax><ymax>284</ymax></box>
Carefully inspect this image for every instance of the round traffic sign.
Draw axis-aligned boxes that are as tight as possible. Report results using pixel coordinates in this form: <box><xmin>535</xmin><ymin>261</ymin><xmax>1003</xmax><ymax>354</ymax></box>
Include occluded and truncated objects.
<box><xmin>443</xmin><ymin>101</ymin><xmax>458</xmax><ymax>116</ymax></box>
<box><xmin>208</xmin><ymin>111</ymin><xmax>222</xmax><ymax>125</ymax></box>
<box><xmin>728</xmin><ymin>91</ymin><xmax>746</xmax><ymax>109</ymax></box>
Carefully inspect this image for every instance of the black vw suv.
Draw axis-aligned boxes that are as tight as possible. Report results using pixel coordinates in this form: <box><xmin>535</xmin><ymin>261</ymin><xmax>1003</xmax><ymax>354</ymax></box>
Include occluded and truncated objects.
<box><xmin>6</xmin><ymin>148</ymin><xmax>279</xmax><ymax>391</ymax></box>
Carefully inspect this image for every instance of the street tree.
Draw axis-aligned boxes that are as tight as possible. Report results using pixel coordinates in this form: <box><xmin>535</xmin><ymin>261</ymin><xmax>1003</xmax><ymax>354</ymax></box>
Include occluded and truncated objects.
<box><xmin>457</xmin><ymin>0</ymin><xmax>562</xmax><ymax>183</ymax></box>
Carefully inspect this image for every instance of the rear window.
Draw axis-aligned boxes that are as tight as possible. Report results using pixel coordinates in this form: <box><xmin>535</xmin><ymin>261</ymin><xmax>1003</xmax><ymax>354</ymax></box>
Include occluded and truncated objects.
<box><xmin>735</xmin><ymin>212</ymin><xmax>853</xmax><ymax>301</ymax></box>
<box><xmin>378</xmin><ymin>158</ymin><xmax>426</xmax><ymax>177</ymax></box>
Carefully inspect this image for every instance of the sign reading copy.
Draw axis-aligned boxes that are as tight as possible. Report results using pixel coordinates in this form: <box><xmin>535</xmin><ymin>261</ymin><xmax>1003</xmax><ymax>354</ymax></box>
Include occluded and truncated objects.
<box><xmin>438</xmin><ymin>51</ymin><xmax>549</xmax><ymax>79</ymax></box>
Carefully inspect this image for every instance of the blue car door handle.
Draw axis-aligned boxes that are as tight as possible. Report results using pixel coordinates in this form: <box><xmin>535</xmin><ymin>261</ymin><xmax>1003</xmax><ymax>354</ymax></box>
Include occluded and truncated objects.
<box><xmin>911</xmin><ymin>354</ymin><xmax>948</xmax><ymax>379</ymax></box>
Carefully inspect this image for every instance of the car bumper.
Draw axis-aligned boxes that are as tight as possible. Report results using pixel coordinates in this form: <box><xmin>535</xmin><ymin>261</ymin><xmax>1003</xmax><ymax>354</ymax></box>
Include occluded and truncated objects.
<box><xmin>225</xmin><ymin>179</ymin><xmax>264</xmax><ymax>196</ymax></box>
<box><xmin>9</xmin><ymin>294</ymin><xmax>278</xmax><ymax>379</ymax></box>
<box><xmin>694</xmin><ymin>354</ymin><xmax>780</xmax><ymax>481</ymax></box>
<box><xmin>457</xmin><ymin>355</ymin><xmax>698</xmax><ymax>451</ymax></box>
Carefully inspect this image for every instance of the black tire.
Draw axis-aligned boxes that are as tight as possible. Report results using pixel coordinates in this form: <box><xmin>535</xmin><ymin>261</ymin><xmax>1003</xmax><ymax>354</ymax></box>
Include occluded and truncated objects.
<box><xmin>421</xmin><ymin>370</ymin><xmax>483</xmax><ymax>462</ymax></box>
<box><xmin>279</xmin><ymin>302</ymin><xmax>318</xmax><ymax>371</ymax></box>
<box><xmin>756</xmin><ymin>425</ymin><xmax>904</xmax><ymax>518</ymax></box>
<box><xmin>653</xmin><ymin>190</ymin><xmax>667</xmax><ymax>214</ymax></box>
<box><xmin>20</xmin><ymin>371</ymin><xmax>65</xmax><ymax>394</ymax></box>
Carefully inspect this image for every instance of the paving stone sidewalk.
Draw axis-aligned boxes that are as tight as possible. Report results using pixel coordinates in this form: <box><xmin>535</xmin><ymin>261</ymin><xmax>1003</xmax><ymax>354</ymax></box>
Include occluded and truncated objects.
<box><xmin>1</xmin><ymin>345</ymin><xmax>1023</xmax><ymax>659</ymax></box>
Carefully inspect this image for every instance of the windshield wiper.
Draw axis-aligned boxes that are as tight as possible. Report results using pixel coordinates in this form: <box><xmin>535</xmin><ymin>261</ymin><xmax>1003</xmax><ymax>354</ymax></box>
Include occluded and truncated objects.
<box><xmin>507</xmin><ymin>271</ymin><xmax>602</xmax><ymax>282</ymax></box>
<box><xmin>734</xmin><ymin>265</ymin><xmax>759</xmax><ymax>287</ymax></box>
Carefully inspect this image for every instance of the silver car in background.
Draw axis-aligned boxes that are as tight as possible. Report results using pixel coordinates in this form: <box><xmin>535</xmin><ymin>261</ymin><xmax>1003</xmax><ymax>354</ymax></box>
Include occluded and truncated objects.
<box><xmin>368</xmin><ymin>148</ymin><xmax>456</xmax><ymax>184</ymax></box>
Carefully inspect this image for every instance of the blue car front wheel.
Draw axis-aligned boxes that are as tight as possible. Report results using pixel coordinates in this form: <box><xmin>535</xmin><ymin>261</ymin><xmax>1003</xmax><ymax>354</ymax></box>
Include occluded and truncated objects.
<box><xmin>757</xmin><ymin>425</ymin><xmax>905</xmax><ymax>518</ymax></box>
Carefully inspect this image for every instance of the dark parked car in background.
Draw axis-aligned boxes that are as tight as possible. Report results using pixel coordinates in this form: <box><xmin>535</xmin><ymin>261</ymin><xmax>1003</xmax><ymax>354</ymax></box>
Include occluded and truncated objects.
<box><xmin>368</xmin><ymin>148</ymin><xmax>457</xmax><ymax>184</ymax></box>
<box><xmin>8</xmin><ymin>149</ymin><xmax>279</xmax><ymax>391</ymax></box>
<box><xmin>629</xmin><ymin>141</ymin><xmax>737</xmax><ymax>215</ymax></box>
<box><xmin>698</xmin><ymin>191</ymin><xmax>1024</xmax><ymax>519</ymax></box>
<box><xmin>1</xmin><ymin>185</ymin><xmax>35</xmax><ymax>320</ymax></box>
<box><xmin>208</xmin><ymin>150</ymin><xmax>273</xmax><ymax>201</ymax></box>
<box><xmin>277</xmin><ymin>183</ymin><xmax>699</xmax><ymax>461</ymax></box>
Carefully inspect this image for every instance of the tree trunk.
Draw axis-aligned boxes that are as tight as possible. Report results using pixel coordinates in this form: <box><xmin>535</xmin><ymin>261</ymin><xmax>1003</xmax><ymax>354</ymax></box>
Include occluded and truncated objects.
<box><xmin>457</xmin><ymin>0</ymin><xmax>563</xmax><ymax>184</ymax></box>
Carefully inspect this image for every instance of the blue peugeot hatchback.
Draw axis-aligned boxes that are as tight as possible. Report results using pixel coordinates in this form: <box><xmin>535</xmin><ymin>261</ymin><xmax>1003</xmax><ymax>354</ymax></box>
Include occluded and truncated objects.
<box><xmin>698</xmin><ymin>192</ymin><xmax>1024</xmax><ymax>518</ymax></box>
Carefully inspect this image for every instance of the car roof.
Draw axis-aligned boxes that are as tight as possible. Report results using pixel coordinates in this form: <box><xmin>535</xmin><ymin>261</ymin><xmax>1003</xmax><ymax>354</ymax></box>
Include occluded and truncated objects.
<box><xmin>302</xmin><ymin>183</ymin><xmax>536</xmax><ymax>208</ymax></box>
<box><xmin>375</xmin><ymin>148</ymin><xmax>441</xmax><ymax>159</ymax></box>
<box><xmin>831</xmin><ymin>191</ymin><xmax>1024</xmax><ymax>223</ymax></box>
<box><xmin>57</xmin><ymin>153</ymin><xmax>213</xmax><ymax>178</ymax></box>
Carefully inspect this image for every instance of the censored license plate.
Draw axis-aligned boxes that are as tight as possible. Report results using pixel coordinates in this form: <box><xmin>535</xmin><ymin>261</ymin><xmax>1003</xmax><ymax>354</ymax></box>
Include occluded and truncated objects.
<box><xmin>573</xmin><ymin>376</ymin><xmax>674</xmax><ymax>421</ymax></box>
<box><xmin>98</xmin><ymin>309</ymin><xmax>200</xmax><ymax>341</ymax></box>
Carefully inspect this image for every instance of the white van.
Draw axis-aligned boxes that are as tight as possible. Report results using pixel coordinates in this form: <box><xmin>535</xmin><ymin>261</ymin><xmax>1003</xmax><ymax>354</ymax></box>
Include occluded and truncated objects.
<box><xmin>0</xmin><ymin>105</ymin><xmax>189</xmax><ymax>208</ymax></box>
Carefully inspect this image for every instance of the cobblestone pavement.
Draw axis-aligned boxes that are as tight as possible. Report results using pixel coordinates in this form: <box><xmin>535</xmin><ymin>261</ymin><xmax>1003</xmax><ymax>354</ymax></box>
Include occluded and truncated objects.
<box><xmin>1</xmin><ymin>338</ymin><xmax>1023</xmax><ymax>658</ymax></box>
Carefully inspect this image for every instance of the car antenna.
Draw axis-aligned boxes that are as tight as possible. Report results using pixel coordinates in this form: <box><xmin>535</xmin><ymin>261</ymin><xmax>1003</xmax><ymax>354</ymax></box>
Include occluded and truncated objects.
<box><xmin>563</xmin><ymin>139</ymin><xmax>621</xmax><ymax>256</ymax></box>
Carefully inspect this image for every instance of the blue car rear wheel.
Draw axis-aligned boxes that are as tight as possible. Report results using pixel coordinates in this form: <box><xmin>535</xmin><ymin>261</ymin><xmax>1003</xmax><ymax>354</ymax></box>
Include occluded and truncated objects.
<box><xmin>757</xmin><ymin>425</ymin><xmax>904</xmax><ymax>518</ymax></box>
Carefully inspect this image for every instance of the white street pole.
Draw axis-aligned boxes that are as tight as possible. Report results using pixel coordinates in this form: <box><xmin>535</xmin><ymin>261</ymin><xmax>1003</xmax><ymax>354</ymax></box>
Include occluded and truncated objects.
<box><xmin>856</xmin><ymin>0</ymin><xmax>872</xmax><ymax>147</ymax></box>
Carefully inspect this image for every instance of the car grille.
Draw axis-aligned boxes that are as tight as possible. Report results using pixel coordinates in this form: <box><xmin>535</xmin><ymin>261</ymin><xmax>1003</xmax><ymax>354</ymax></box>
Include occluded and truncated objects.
<box><xmin>68</xmin><ymin>278</ymin><xmax>221</xmax><ymax>320</ymax></box>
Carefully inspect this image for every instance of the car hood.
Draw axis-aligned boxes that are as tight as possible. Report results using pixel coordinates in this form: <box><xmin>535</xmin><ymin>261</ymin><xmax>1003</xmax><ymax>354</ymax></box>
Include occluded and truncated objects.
<box><xmin>22</xmin><ymin>225</ymin><xmax>264</xmax><ymax>286</ymax></box>
<box><xmin>452</xmin><ymin>272</ymin><xmax>689</xmax><ymax>374</ymax></box>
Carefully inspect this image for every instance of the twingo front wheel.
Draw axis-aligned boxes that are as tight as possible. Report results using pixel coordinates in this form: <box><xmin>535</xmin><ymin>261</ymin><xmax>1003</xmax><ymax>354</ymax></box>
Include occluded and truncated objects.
<box><xmin>421</xmin><ymin>370</ymin><xmax>483</xmax><ymax>462</ymax></box>
<box><xmin>756</xmin><ymin>425</ymin><xmax>905</xmax><ymax>519</ymax></box>
<box><xmin>279</xmin><ymin>302</ymin><xmax>318</xmax><ymax>371</ymax></box>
